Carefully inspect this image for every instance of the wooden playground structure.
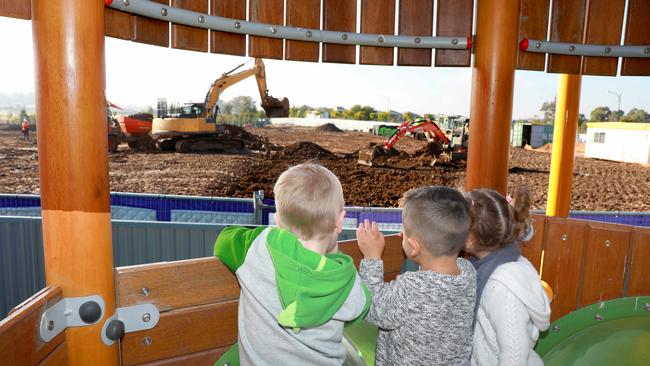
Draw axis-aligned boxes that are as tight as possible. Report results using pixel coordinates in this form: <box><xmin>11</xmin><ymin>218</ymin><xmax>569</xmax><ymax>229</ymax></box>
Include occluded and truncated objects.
<box><xmin>0</xmin><ymin>0</ymin><xmax>649</xmax><ymax>364</ymax></box>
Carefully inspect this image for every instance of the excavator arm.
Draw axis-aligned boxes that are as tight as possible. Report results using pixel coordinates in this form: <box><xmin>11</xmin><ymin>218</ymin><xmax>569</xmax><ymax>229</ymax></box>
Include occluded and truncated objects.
<box><xmin>203</xmin><ymin>58</ymin><xmax>289</xmax><ymax>120</ymax></box>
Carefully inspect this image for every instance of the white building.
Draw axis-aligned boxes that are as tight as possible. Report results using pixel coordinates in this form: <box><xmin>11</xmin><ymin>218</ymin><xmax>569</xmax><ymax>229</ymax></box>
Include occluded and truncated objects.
<box><xmin>585</xmin><ymin>122</ymin><xmax>650</xmax><ymax>164</ymax></box>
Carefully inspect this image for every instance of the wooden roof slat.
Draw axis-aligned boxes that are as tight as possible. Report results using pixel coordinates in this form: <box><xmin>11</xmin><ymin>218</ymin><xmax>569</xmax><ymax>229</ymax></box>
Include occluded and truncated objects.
<box><xmin>171</xmin><ymin>0</ymin><xmax>209</xmax><ymax>52</ymax></box>
<box><xmin>249</xmin><ymin>0</ymin><xmax>284</xmax><ymax>59</ymax></box>
<box><xmin>621</xmin><ymin>0</ymin><xmax>650</xmax><ymax>76</ymax></box>
<box><xmin>547</xmin><ymin>0</ymin><xmax>587</xmax><ymax>74</ymax></box>
<box><xmin>0</xmin><ymin>0</ymin><xmax>31</xmax><ymax>20</ymax></box>
<box><xmin>360</xmin><ymin>0</ymin><xmax>396</xmax><ymax>66</ymax></box>
<box><xmin>516</xmin><ymin>0</ymin><xmax>550</xmax><ymax>71</ymax></box>
<box><xmin>581</xmin><ymin>0</ymin><xmax>626</xmax><ymax>76</ymax></box>
<box><xmin>285</xmin><ymin>0</ymin><xmax>320</xmax><ymax>62</ymax></box>
<box><xmin>132</xmin><ymin>0</ymin><xmax>170</xmax><ymax>47</ymax></box>
<box><xmin>105</xmin><ymin>8</ymin><xmax>134</xmax><ymax>40</ymax></box>
<box><xmin>210</xmin><ymin>0</ymin><xmax>246</xmax><ymax>56</ymax></box>
<box><xmin>323</xmin><ymin>0</ymin><xmax>357</xmax><ymax>64</ymax></box>
<box><xmin>435</xmin><ymin>0</ymin><xmax>473</xmax><ymax>67</ymax></box>
<box><xmin>397</xmin><ymin>0</ymin><xmax>434</xmax><ymax>67</ymax></box>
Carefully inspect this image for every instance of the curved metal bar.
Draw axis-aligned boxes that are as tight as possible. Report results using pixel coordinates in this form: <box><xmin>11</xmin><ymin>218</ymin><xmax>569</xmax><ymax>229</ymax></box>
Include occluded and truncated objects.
<box><xmin>107</xmin><ymin>0</ymin><xmax>470</xmax><ymax>50</ymax></box>
<box><xmin>520</xmin><ymin>38</ymin><xmax>650</xmax><ymax>58</ymax></box>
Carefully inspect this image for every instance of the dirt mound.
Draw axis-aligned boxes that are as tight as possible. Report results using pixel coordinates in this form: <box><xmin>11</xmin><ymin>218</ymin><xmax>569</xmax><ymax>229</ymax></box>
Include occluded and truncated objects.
<box><xmin>316</xmin><ymin>123</ymin><xmax>343</xmax><ymax>132</ymax></box>
<box><xmin>534</xmin><ymin>143</ymin><xmax>553</xmax><ymax>153</ymax></box>
<box><xmin>413</xmin><ymin>142</ymin><xmax>445</xmax><ymax>157</ymax></box>
<box><xmin>282</xmin><ymin>141</ymin><xmax>335</xmax><ymax>159</ymax></box>
<box><xmin>222</xmin><ymin>124</ymin><xmax>281</xmax><ymax>151</ymax></box>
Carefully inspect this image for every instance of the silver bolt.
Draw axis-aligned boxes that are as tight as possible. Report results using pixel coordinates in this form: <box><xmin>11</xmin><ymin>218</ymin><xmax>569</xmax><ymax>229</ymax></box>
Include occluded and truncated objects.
<box><xmin>644</xmin><ymin>303</ymin><xmax>650</xmax><ymax>311</ymax></box>
<box><xmin>143</xmin><ymin>336</ymin><xmax>152</xmax><ymax>346</ymax></box>
<box><xmin>142</xmin><ymin>313</ymin><xmax>151</xmax><ymax>323</ymax></box>
<box><xmin>306</xmin><ymin>30</ymin><xmax>312</xmax><ymax>38</ymax></box>
<box><xmin>595</xmin><ymin>314</ymin><xmax>603</xmax><ymax>321</ymax></box>
<box><xmin>161</xmin><ymin>8</ymin><xmax>168</xmax><ymax>16</ymax></box>
<box><xmin>605</xmin><ymin>240</ymin><xmax>611</xmax><ymax>247</ymax></box>
<box><xmin>535</xmin><ymin>42</ymin><xmax>541</xmax><ymax>49</ymax></box>
<box><xmin>141</xmin><ymin>287</ymin><xmax>150</xmax><ymax>297</ymax></box>
<box><xmin>270</xmin><ymin>27</ymin><xmax>277</xmax><ymax>34</ymax></box>
<box><xmin>414</xmin><ymin>37</ymin><xmax>421</xmax><ymax>44</ymax></box>
<box><xmin>234</xmin><ymin>21</ymin><xmax>241</xmax><ymax>29</ymax></box>
<box><xmin>378</xmin><ymin>36</ymin><xmax>384</xmax><ymax>43</ymax></box>
<box><xmin>552</xmin><ymin>325</ymin><xmax>560</xmax><ymax>332</ymax></box>
<box><xmin>47</xmin><ymin>320</ymin><xmax>55</xmax><ymax>331</ymax></box>
<box><xmin>562</xmin><ymin>234</ymin><xmax>568</xmax><ymax>241</ymax></box>
<box><xmin>123</xmin><ymin>0</ymin><xmax>130</xmax><ymax>6</ymax></box>
<box><xmin>604</xmin><ymin>47</ymin><xmax>611</xmax><ymax>54</ymax></box>
<box><xmin>341</xmin><ymin>34</ymin><xmax>348</xmax><ymax>41</ymax></box>
<box><xmin>198</xmin><ymin>15</ymin><xmax>205</xmax><ymax>23</ymax></box>
<box><xmin>569</xmin><ymin>45</ymin><xmax>575</xmax><ymax>52</ymax></box>
<box><xmin>452</xmin><ymin>38</ymin><xmax>459</xmax><ymax>45</ymax></box>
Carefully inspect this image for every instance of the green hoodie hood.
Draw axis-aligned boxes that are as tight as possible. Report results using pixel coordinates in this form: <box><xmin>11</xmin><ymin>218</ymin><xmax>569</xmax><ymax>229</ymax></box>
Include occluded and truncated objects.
<box><xmin>266</xmin><ymin>228</ymin><xmax>364</xmax><ymax>330</ymax></box>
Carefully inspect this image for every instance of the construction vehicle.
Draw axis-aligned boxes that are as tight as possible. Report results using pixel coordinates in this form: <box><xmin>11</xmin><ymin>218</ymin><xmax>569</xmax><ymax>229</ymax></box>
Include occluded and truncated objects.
<box><xmin>107</xmin><ymin>101</ymin><xmax>155</xmax><ymax>153</ymax></box>
<box><xmin>358</xmin><ymin>118</ymin><xmax>468</xmax><ymax>166</ymax></box>
<box><xmin>153</xmin><ymin>58</ymin><xmax>289</xmax><ymax>153</ymax></box>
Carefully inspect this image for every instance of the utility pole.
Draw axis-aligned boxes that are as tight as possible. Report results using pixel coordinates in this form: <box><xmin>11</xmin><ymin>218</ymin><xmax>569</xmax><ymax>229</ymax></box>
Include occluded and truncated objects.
<box><xmin>608</xmin><ymin>90</ymin><xmax>622</xmax><ymax>112</ymax></box>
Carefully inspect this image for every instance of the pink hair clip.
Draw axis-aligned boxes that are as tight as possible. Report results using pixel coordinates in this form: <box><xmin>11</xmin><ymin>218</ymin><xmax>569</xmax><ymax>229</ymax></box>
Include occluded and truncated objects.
<box><xmin>506</xmin><ymin>195</ymin><xmax>513</xmax><ymax>204</ymax></box>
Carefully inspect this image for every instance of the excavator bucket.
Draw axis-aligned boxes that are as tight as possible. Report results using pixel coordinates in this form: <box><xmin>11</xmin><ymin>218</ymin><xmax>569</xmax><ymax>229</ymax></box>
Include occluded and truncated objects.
<box><xmin>357</xmin><ymin>146</ymin><xmax>379</xmax><ymax>166</ymax></box>
<box><xmin>262</xmin><ymin>97</ymin><xmax>290</xmax><ymax>118</ymax></box>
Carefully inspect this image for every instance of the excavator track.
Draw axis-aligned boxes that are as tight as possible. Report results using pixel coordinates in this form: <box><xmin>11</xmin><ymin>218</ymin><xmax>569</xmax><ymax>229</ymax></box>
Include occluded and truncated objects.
<box><xmin>162</xmin><ymin>135</ymin><xmax>246</xmax><ymax>153</ymax></box>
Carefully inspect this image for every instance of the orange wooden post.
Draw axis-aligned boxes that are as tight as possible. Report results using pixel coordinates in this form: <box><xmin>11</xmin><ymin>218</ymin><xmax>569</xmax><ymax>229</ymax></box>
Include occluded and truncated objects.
<box><xmin>466</xmin><ymin>0</ymin><xmax>521</xmax><ymax>194</ymax></box>
<box><xmin>546</xmin><ymin>74</ymin><xmax>582</xmax><ymax>217</ymax></box>
<box><xmin>32</xmin><ymin>0</ymin><xmax>118</xmax><ymax>364</ymax></box>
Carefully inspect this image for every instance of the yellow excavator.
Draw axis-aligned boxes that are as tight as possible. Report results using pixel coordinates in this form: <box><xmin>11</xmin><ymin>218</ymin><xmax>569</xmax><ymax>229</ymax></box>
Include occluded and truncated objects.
<box><xmin>152</xmin><ymin>58</ymin><xmax>289</xmax><ymax>152</ymax></box>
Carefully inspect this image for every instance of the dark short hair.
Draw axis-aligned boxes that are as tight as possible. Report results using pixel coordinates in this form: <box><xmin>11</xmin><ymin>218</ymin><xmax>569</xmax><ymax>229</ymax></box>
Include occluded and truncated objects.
<box><xmin>400</xmin><ymin>186</ymin><xmax>471</xmax><ymax>256</ymax></box>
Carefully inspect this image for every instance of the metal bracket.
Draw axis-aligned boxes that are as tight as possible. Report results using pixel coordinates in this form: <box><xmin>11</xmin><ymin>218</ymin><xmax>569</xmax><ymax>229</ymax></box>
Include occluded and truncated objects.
<box><xmin>101</xmin><ymin>303</ymin><xmax>160</xmax><ymax>345</ymax></box>
<box><xmin>39</xmin><ymin>295</ymin><xmax>106</xmax><ymax>342</ymax></box>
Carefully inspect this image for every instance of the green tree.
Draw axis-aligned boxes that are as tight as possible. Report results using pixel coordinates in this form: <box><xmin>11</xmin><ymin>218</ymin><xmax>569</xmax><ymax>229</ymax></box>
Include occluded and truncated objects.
<box><xmin>577</xmin><ymin>113</ymin><xmax>587</xmax><ymax>133</ymax></box>
<box><xmin>18</xmin><ymin>108</ymin><xmax>29</xmax><ymax>123</ymax></box>
<box><xmin>621</xmin><ymin>108</ymin><xmax>649</xmax><ymax>122</ymax></box>
<box><xmin>423</xmin><ymin>113</ymin><xmax>435</xmax><ymax>120</ymax></box>
<box><xmin>377</xmin><ymin>111</ymin><xmax>391</xmax><ymax>122</ymax></box>
<box><xmin>230</xmin><ymin>95</ymin><xmax>257</xmax><ymax>115</ymax></box>
<box><xmin>590</xmin><ymin>106</ymin><xmax>611</xmax><ymax>122</ymax></box>
<box><xmin>403</xmin><ymin>112</ymin><xmax>416</xmax><ymax>121</ymax></box>
<box><xmin>540</xmin><ymin>98</ymin><xmax>556</xmax><ymax>123</ymax></box>
<box><xmin>289</xmin><ymin>105</ymin><xmax>309</xmax><ymax>118</ymax></box>
<box><xmin>609</xmin><ymin>109</ymin><xmax>624</xmax><ymax>121</ymax></box>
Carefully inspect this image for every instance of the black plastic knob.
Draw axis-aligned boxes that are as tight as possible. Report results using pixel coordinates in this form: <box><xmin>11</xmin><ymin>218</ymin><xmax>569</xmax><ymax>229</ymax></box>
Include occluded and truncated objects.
<box><xmin>78</xmin><ymin>301</ymin><xmax>102</xmax><ymax>324</ymax></box>
<box><xmin>105</xmin><ymin>319</ymin><xmax>126</xmax><ymax>341</ymax></box>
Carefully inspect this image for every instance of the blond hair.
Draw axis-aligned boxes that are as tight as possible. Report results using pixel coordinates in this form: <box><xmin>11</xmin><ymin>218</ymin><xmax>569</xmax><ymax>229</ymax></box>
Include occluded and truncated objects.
<box><xmin>400</xmin><ymin>186</ymin><xmax>471</xmax><ymax>256</ymax></box>
<box><xmin>274</xmin><ymin>163</ymin><xmax>344</xmax><ymax>240</ymax></box>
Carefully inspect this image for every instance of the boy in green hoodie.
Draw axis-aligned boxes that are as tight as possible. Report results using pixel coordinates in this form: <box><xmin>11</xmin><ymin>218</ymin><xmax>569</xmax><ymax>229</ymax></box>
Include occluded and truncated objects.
<box><xmin>214</xmin><ymin>163</ymin><xmax>371</xmax><ymax>366</ymax></box>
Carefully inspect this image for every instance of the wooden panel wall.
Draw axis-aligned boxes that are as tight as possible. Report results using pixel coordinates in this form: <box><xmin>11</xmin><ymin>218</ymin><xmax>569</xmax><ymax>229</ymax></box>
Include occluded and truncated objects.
<box><xmin>621</xmin><ymin>0</ymin><xmax>650</xmax><ymax>76</ymax></box>
<box><xmin>323</xmin><ymin>0</ymin><xmax>357</xmax><ymax>64</ymax></box>
<box><xmin>117</xmin><ymin>257</ymin><xmax>239</xmax><ymax>365</ymax></box>
<box><xmin>397</xmin><ymin>0</ymin><xmax>434</xmax><ymax>67</ymax></box>
<box><xmin>360</xmin><ymin>0</ymin><xmax>396</xmax><ymax>65</ymax></box>
<box><xmin>547</xmin><ymin>0</ymin><xmax>587</xmax><ymax>74</ymax></box>
<box><xmin>105</xmin><ymin>8</ymin><xmax>133</xmax><ymax>40</ymax></box>
<box><xmin>339</xmin><ymin>234</ymin><xmax>405</xmax><ymax>281</ymax></box>
<box><xmin>520</xmin><ymin>214</ymin><xmax>546</xmax><ymax>272</ymax></box>
<box><xmin>0</xmin><ymin>0</ymin><xmax>30</xmax><ymax>20</ymax></box>
<box><xmin>579</xmin><ymin>223</ymin><xmax>631</xmax><ymax>305</ymax></box>
<box><xmin>285</xmin><ymin>0</ymin><xmax>320</xmax><ymax>62</ymax></box>
<box><xmin>435</xmin><ymin>0</ymin><xmax>473</xmax><ymax>67</ymax></box>
<box><xmin>581</xmin><ymin>0</ymin><xmax>626</xmax><ymax>76</ymax></box>
<box><xmin>211</xmin><ymin>0</ymin><xmax>247</xmax><ymax>56</ymax></box>
<box><xmin>626</xmin><ymin>227</ymin><xmax>650</xmax><ymax>296</ymax></box>
<box><xmin>516</xmin><ymin>0</ymin><xmax>550</xmax><ymax>71</ymax></box>
<box><xmin>132</xmin><ymin>0</ymin><xmax>170</xmax><ymax>47</ymax></box>
<box><xmin>171</xmin><ymin>0</ymin><xmax>209</xmax><ymax>52</ymax></box>
<box><xmin>540</xmin><ymin>217</ymin><xmax>587</xmax><ymax>321</ymax></box>
<box><xmin>0</xmin><ymin>287</ymin><xmax>66</xmax><ymax>366</ymax></box>
<box><xmin>249</xmin><ymin>0</ymin><xmax>284</xmax><ymax>59</ymax></box>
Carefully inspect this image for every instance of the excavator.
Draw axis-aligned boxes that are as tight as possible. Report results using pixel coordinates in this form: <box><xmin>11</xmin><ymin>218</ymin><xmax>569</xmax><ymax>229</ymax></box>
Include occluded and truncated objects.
<box><xmin>357</xmin><ymin>118</ymin><xmax>468</xmax><ymax>166</ymax></box>
<box><xmin>152</xmin><ymin>58</ymin><xmax>289</xmax><ymax>153</ymax></box>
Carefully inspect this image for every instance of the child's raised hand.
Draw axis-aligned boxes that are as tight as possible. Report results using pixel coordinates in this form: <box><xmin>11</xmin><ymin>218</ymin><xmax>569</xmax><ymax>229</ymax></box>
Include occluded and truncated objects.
<box><xmin>356</xmin><ymin>219</ymin><xmax>385</xmax><ymax>260</ymax></box>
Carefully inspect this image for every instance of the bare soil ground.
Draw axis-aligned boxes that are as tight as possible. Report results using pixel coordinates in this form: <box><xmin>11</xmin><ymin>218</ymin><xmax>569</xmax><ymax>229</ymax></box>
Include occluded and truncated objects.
<box><xmin>0</xmin><ymin>126</ymin><xmax>648</xmax><ymax>211</ymax></box>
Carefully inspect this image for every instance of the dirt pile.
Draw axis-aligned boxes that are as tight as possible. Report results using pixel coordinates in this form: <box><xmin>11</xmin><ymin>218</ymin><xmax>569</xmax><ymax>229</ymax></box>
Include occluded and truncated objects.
<box><xmin>413</xmin><ymin>142</ymin><xmax>445</xmax><ymax>157</ymax></box>
<box><xmin>223</xmin><ymin>124</ymin><xmax>281</xmax><ymax>151</ymax></box>
<box><xmin>316</xmin><ymin>123</ymin><xmax>343</xmax><ymax>132</ymax></box>
<box><xmin>281</xmin><ymin>141</ymin><xmax>335</xmax><ymax>159</ymax></box>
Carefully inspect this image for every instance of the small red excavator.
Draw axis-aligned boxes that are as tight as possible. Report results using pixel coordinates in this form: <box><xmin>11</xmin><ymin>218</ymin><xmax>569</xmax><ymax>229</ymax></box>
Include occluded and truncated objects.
<box><xmin>357</xmin><ymin>118</ymin><xmax>468</xmax><ymax>166</ymax></box>
<box><xmin>107</xmin><ymin>101</ymin><xmax>155</xmax><ymax>153</ymax></box>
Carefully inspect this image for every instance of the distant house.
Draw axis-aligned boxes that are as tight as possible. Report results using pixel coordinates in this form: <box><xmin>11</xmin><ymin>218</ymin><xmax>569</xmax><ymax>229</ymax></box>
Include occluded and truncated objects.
<box><xmin>511</xmin><ymin>121</ymin><xmax>554</xmax><ymax>148</ymax></box>
<box><xmin>585</xmin><ymin>122</ymin><xmax>650</xmax><ymax>164</ymax></box>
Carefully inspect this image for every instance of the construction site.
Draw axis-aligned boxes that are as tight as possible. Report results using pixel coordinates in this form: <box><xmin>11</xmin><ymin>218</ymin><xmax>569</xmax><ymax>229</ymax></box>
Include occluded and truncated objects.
<box><xmin>2</xmin><ymin>123</ymin><xmax>648</xmax><ymax>211</ymax></box>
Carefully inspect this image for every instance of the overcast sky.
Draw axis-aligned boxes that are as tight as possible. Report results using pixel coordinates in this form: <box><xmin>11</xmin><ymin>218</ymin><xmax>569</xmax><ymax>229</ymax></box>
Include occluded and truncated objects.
<box><xmin>1</xmin><ymin>17</ymin><xmax>648</xmax><ymax>119</ymax></box>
